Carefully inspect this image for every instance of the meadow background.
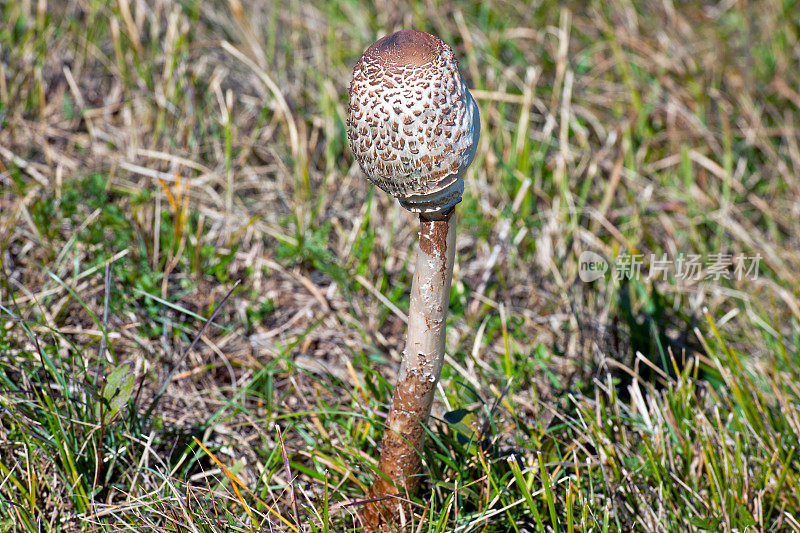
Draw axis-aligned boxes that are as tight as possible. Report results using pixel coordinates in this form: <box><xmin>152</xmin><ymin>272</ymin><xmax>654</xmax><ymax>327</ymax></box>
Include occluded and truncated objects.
<box><xmin>1</xmin><ymin>0</ymin><xmax>800</xmax><ymax>530</ymax></box>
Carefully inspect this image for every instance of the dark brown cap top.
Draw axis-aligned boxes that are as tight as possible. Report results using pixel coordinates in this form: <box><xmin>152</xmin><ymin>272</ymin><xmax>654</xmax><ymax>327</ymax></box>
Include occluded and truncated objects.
<box><xmin>363</xmin><ymin>30</ymin><xmax>441</xmax><ymax>68</ymax></box>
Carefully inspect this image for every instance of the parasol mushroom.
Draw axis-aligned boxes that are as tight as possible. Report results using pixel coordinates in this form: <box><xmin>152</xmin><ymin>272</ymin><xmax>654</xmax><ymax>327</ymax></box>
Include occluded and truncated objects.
<box><xmin>347</xmin><ymin>29</ymin><xmax>480</xmax><ymax>526</ymax></box>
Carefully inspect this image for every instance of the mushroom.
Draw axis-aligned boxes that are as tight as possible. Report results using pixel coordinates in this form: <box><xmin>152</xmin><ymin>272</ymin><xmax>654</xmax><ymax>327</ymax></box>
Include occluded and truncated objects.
<box><xmin>347</xmin><ymin>29</ymin><xmax>480</xmax><ymax>525</ymax></box>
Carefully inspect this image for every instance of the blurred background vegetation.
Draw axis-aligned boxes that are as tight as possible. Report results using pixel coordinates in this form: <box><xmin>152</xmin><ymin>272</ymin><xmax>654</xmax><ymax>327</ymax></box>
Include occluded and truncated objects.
<box><xmin>1</xmin><ymin>0</ymin><xmax>799</xmax><ymax>530</ymax></box>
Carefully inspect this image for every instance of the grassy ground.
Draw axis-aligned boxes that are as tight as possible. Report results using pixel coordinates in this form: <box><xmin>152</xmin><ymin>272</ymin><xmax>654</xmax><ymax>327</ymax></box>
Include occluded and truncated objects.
<box><xmin>1</xmin><ymin>0</ymin><xmax>800</xmax><ymax>530</ymax></box>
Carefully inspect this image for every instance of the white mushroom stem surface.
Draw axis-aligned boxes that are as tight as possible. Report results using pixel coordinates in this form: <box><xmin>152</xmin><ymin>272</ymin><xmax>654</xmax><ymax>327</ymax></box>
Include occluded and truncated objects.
<box><xmin>395</xmin><ymin>212</ymin><xmax>455</xmax><ymax>399</ymax></box>
<box><xmin>366</xmin><ymin>210</ymin><xmax>455</xmax><ymax>515</ymax></box>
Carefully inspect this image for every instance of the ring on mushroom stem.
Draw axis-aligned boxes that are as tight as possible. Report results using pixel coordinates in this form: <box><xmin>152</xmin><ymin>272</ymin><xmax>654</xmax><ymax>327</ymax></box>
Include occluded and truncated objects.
<box><xmin>347</xmin><ymin>29</ymin><xmax>480</xmax><ymax>527</ymax></box>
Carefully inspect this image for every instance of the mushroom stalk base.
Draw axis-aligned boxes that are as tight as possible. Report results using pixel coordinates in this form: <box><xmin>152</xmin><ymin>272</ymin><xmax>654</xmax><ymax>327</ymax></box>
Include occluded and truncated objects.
<box><xmin>362</xmin><ymin>210</ymin><xmax>456</xmax><ymax>528</ymax></box>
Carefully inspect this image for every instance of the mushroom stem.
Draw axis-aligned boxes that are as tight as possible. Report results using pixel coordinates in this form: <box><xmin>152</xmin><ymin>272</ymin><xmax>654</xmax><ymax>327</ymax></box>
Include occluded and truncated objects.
<box><xmin>363</xmin><ymin>208</ymin><xmax>456</xmax><ymax>525</ymax></box>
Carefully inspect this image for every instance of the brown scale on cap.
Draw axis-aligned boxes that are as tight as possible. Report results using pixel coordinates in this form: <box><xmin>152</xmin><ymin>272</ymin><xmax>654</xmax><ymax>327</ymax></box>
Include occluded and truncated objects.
<box><xmin>347</xmin><ymin>29</ymin><xmax>480</xmax><ymax>214</ymax></box>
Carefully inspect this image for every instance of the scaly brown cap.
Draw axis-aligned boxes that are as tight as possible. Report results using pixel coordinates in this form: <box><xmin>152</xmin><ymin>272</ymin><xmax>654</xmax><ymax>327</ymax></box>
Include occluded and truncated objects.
<box><xmin>347</xmin><ymin>30</ymin><xmax>480</xmax><ymax>214</ymax></box>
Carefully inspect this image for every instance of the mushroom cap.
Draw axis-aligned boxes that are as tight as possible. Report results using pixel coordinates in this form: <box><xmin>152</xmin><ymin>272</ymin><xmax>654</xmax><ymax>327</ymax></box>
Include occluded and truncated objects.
<box><xmin>347</xmin><ymin>30</ymin><xmax>480</xmax><ymax>214</ymax></box>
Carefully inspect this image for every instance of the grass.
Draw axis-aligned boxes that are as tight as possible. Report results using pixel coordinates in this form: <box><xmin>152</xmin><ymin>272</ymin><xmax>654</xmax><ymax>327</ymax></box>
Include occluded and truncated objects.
<box><xmin>1</xmin><ymin>0</ymin><xmax>800</xmax><ymax>530</ymax></box>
